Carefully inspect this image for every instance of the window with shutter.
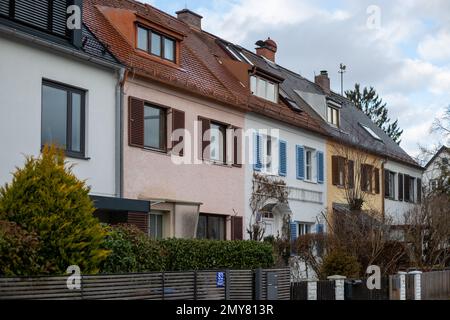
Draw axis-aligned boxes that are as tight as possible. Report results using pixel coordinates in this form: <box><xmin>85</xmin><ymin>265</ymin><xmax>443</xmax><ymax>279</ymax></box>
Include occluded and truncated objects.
<box><xmin>3</xmin><ymin>0</ymin><xmax>70</xmax><ymax>38</ymax></box>
<box><xmin>253</xmin><ymin>133</ymin><xmax>262</xmax><ymax>171</ymax></box>
<box><xmin>398</xmin><ymin>174</ymin><xmax>404</xmax><ymax>201</ymax></box>
<box><xmin>374</xmin><ymin>168</ymin><xmax>380</xmax><ymax>194</ymax></box>
<box><xmin>296</xmin><ymin>145</ymin><xmax>305</xmax><ymax>180</ymax></box>
<box><xmin>128</xmin><ymin>97</ymin><xmax>144</xmax><ymax>148</ymax></box>
<box><xmin>171</xmin><ymin>108</ymin><xmax>185</xmax><ymax>156</ymax></box>
<box><xmin>347</xmin><ymin>160</ymin><xmax>354</xmax><ymax>189</ymax></box>
<box><xmin>143</xmin><ymin>104</ymin><xmax>167</xmax><ymax>151</ymax></box>
<box><xmin>317</xmin><ymin>151</ymin><xmax>324</xmax><ymax>184</ymax></box>
<box><xmin>279</xmin><ymin>140</ymin><xmax>287</xmax><ymax>177</ymax></box>
<box><xmin>231</xmin><ymin>216</ymin><xmax>243</xmax><ymax>240</ymax></box>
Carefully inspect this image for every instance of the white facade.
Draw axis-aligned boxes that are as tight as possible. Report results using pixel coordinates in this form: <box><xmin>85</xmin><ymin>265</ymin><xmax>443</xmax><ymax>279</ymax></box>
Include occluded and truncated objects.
<box><xmin>384</xmin><ymin>160</ymin><xmax>423</xmax><ymax>224</ymax></box>
<box><xmin>423</xmin><ymin>147</ymin><xmax>449</xmax><ymax>193</ymax></box>
<box><xmin>0</xmin><ymin>36</ymin><xmax>119</xmax><ymax>197</ymax></box>
<box><xmin>244</xmin><ymin>113</ymin><xmax>327</xmax><ymax>239</ymax></box>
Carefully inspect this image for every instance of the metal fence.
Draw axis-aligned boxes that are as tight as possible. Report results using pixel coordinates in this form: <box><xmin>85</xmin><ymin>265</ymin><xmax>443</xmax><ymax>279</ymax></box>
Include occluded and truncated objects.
<box><xmin>344</xmin><ymin>277</ymin><xmax>389</xmax><ymax>300</ymax></box>
<box><xmin>0</xmin><ymin>268</ymin><xmax>290</xmax><ymax>300</ymax></box>
<box><xmin>290</xmin><ymin>281</ymin><xmax>308</xmax><ymax>300</ymax></box>
<box><xmin>317</xmin><ymin>280</ymin><xmax>335</xmax><ymax>300</ymax></box>
<box><xmin>421</xmin><ymin>270</ymin><xmax>450</xmax><ymax>300</ymax></box>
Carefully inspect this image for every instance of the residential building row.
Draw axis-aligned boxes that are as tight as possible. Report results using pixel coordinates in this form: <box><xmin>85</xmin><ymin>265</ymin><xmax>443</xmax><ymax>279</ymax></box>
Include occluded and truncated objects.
<box><xmin>0</xmin><ymin>0</ymin><xmax>424</xmax><ymax>242</ymax></box>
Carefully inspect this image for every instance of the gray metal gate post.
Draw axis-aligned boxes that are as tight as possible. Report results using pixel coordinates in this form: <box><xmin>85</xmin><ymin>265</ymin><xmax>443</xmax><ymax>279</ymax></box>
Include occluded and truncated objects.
<box><xmin>225</xmin><ymin>270</ymin><xmax>230</xmax><ymax>300</ymax></box>
<box><xmin>254</xmin><ymin>268</ymin><xmax>262</xmax><ymax>300</ymax></box>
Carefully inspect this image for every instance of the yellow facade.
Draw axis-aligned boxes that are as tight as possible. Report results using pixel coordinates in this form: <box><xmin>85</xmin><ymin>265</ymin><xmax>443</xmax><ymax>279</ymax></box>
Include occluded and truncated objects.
<box><xmin>326</xmin><ymin>140</ymin><xmax>384</xmax><ymax>215</ymax></box>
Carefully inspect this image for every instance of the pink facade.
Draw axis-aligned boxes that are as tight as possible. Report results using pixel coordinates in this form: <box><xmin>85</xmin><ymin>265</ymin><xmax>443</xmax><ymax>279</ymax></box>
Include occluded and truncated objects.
<box><xmin>123</xmin><ymin>78</ymin><xmax>245</xmax><ymax>240</ymax></box>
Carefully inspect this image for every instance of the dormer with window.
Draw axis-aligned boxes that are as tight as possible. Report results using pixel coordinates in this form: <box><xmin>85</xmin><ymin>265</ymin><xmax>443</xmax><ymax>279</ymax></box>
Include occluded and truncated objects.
<box><xmin>136</xmin><ymin>25</ymin><xmax>176</xmax><ymax>63</ymax></box>
<box><xmin>96</xmin><ymin>6</ymin><xmax>184</xmax><ymax>66</ymax></box>
<box><xmin>134</xmin><ymin>15</ymin><xmax>184</xmax><ymax>65</ymax></box>
<box><xmin>250</xmin><ymin>74</ymin><xmax>279</xmax><ymax>103</ymax></box>
<box><xmin>327</xmin><ymin>101</ymin><xmax>340</xmax><ymax>127</ymax></box>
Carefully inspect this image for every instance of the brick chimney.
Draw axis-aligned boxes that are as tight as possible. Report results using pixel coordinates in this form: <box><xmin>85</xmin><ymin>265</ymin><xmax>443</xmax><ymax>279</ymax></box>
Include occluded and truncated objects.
<box><xmin>176</xmin><ymin>9</ymin><xmax>203</xmax><ymax>30</ymax></box>
<box><xmin>315</xmin><ymin>70</ymin><xmax>331</xmax><ymax>94</ymax></box>
<box><xmin>255</xmin><ymin>38</ymin><xmax>277</xmax><ymax>62</ymax></box>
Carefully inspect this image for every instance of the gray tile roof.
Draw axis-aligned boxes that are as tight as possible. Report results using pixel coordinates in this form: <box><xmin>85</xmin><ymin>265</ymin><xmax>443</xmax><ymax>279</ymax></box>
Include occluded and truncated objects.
<box><xmin>81</xmin><ymin>24</ymin><xmax>119</xmax><ymax>64</ymax></box>
<box><xmin>224</xmin><ymin>41</ymin><xmax>422</xmax><ymax>170</ymax></box>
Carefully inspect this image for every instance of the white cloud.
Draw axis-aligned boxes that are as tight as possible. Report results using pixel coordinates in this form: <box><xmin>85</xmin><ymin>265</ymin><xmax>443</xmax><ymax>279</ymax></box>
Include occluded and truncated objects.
<box><xmin>418</xmin><ymin>29</ymin><xmax>450</xmax><ymax>63</ymax></box>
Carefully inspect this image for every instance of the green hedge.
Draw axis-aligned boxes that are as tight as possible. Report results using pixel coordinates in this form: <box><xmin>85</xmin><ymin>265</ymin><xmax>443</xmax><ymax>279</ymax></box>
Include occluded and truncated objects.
<box><xmin>101</xmin><ymin>224</ymin><xmax>275</xmax><ymax>273</ymax></box>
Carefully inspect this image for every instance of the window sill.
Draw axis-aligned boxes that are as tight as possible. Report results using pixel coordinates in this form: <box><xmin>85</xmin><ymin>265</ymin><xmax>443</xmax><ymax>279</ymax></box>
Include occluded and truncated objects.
<box><xmin>205</xmin><ymin>160</ymin><xmax>235</xmax><ymax>168</ymax></box>
<box><xmin>141</xmin><ymin>146</ymin><xmax>169</xmax><ymax>155</ymax></box>
<box><xmin>303</xmin><ymin>179</ymin><xmax>318</xmax><ymax>185</ymax></box>
<box><xmin>66</xmin><ymin>153</ymin><xmax>90</xmax><ymax>161</ymax></box>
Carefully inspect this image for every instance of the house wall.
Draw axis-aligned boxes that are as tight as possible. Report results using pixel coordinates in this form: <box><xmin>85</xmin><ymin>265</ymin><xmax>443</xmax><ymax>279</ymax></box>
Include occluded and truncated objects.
<box><xmin>0</xmin><ymin>36</ymin><xmax>118</xmax><ymax>197</ymax></box>
<box><xmin>123</xmin><ymin>78</ymin><xmax>245</xmax><ymax>239</ymax></box>
<box><xmin>326</xmin><ymin>141</ymin><xmax>384</xmax><ymax>214</ymax></box>
<box><xmin>244</xmin><ymin>113</ymin><xmax>327</xmax><ymax>239</ymax></box>
<box><xmin>423</xmin><ymin>150</ymin><xmax>449</xmax><ymax>190</ymax></box>
<box><xmin>384</xmin><ymin>160</ymin><xmax>423</xmax><ymax>224</ymax></box>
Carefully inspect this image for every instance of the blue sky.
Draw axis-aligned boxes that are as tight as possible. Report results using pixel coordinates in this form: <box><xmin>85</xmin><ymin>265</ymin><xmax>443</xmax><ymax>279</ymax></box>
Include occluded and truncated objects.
<box><xmin>143</xmin><ymin>0</ymin><xmax>450</xmax><ymax>158</ymax></box>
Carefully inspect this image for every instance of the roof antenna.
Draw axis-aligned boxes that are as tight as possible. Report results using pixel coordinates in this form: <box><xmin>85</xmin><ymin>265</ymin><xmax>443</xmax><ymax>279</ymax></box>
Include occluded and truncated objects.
<box><xmin>339</xmin><ymin>63</ymin><xmax>347</xmax><ymax>96</ymax></box>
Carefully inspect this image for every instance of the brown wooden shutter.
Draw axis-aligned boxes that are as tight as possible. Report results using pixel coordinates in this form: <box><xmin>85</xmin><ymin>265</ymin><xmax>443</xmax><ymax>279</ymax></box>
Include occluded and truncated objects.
<box><xmin>361</xmin><ymin>164</ymin><xmax>366</xmax><ymax>191</ymax></box>
<box><xmin>171</xmin><ymin>108</ymin><xmax>185</xmax><ymax>156</ymax></box>
<box><xmin>368</xmin><ymin>165</ymin><xmax>373</xmax><ymax>193</ymax></box>
<box><xmin>398</xmin><ymin>173</ymin><xmax>404</xmax><ymax>201</ymax></box>
<box><xmin>233</xmin><ymin>127</ymin><xmax>242</xmax><ymax>167</ymax></box>
<box><xmin>417</xmin><ymin>178</ymin><xmax>422</xmax><ymax>203</ymax></box>
<box><xmin>332</xmin><ymin>156</ymin><xmax>339</xmax><ymax>186</ymax></box>
<box><xmin>127</xmin><ymin>212</ymin><xmax>148</xmax><ymax>233</ymax></box>
<box><xmin>231</xmin><ymin>216</ymin><xmax>243</xmax><ymax>240</ymax></box>
<box><xmin>347</xmin><ymin>160</ymin><xmax>354</xmax><ymax>188</ymax></box>
<box><xmin>374</xmin><ymin>168</ymin><xmax>380</xmax><ymax>194</ymax></box>
<box><xmin>129</xmin><ymin>97</ymin><xmax>144</xmax><ymax>147</ymax></box>
<box><xmin>199</xmin><ymin>117</ymin><xmax>211</xmax><ymax>160</ymax></box>
<box><xmin>404</xmin><ymin>174</ymin><xmax>410</xmax><ymax>202</ymax></box>
<box><xmin>384</xmin><ymin>170</ymin><xmax>390</xmax><ymax>198</ymax></box>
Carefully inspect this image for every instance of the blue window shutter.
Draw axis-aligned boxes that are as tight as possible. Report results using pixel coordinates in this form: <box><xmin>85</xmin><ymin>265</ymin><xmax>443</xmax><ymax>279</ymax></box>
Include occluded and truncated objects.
<box><xmin>279</xmin><ymin>140</ymin><xmax>287</xmax><ymax>176</ymax></box>
<box><xmin>317</xmin><ymin>223</ymin><xmax>324</xmax><ymax>234</ymax></box>
<box><xmin>253</xmin><ymin>133</ymin><xmax>262</xmax><ymax>171</ymax></box>
<box><xmin>296</xmin><ymin>145</ymin><xmax>305</xmax><ymax>180</ymax></box>
<box><xmin>290</xmin><ymin>222</ymin><xmax>297</xmax><ymax>241</ymax></box>
<box><xmin>317</xmin><ymin>151</ymin><xmax>324</xmax><ymax>184</ymax></box>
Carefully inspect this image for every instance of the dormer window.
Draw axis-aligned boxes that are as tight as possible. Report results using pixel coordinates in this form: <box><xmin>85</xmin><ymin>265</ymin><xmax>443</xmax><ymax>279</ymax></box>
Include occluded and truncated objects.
<box><xmin>250</xmin><ymin>75</ymin><xmax>278</xmax><ymax>103</ymax></box>
<box><xmin>137</xmin><ymin>25</ymin><xmax>176</xmax><ymax>63</ymax></box>
<box><xmin>327</xmin><ymin>105</ymin><xmax>340</xmax><ymax>127</ymax></box>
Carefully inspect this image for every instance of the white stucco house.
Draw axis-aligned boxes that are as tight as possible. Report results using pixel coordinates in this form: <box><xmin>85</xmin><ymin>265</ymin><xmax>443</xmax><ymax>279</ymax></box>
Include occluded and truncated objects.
<box><xmin>0</xmin><ymin>0</ymin><xmax>150</xmax><ymax>219</ymax></box>
<box><xmin>244</xmin><ymin>113</ymin><xmax>327</xmax><ymax>240</ymax></box>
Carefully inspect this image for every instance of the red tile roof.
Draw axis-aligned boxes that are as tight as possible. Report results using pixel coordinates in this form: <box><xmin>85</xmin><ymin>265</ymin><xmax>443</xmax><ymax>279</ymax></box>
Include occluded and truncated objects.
<box><xmin>83</xmin><ymin>0</ymin><xmax>327</xmax><ymax>136</ymax></box>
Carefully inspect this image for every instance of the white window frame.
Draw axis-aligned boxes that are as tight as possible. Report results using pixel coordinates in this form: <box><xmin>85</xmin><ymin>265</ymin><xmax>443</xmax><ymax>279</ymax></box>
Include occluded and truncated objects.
<box><xmin>297</xmin><ymin>222</ymin><xmax>312</xmax><ymax>237</ymax></box>
<box><xmin>327</xmin><ymin>105</ymin><xmax>339</xmax><ymax>126</ymax></box>
<box><xmin>262</xmin><ymin>135</ymin><xmax>278</xmax><ymax>175</ymax></box>
<box><xmin>250</xmin><ymin>75</ymin><xmax>278</xmax><ymax>103</ymax></box>
<box><xmin>304</xmin><ymin>148</ymin><xmax>316</xmax><ymax>182</ymax></box>
<box><xmin>388</xmin><ymin>171</ymin><xmax>396</xmax><ymax>199</ymax></box>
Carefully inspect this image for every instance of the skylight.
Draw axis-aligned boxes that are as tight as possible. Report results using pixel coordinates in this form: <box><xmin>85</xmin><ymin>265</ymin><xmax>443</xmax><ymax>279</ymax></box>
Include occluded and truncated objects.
<box><xmin>225</xmin><ymin>45</ymin><xmax>254</xmax><ymax>66</ymax></box>
<box><xmin>360</xmin><ymin>123</ymin><xmax>383</xmax><ymax>141</ymax></box>
<box><xmin>280</xmin><ymin>89</ymin><xmax>301</xmax><ymax>112</ymax></box>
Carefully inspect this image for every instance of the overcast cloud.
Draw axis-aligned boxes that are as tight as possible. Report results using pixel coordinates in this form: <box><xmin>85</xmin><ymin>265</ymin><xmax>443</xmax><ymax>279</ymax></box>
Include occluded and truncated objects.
<box><xmin>145</xmin><ymin>0</ymin><xmax>450</xmax><ymax>158</ymax></box>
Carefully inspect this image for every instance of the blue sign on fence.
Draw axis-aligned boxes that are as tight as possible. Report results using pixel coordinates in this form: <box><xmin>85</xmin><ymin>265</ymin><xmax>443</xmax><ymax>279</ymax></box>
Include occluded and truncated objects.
<box><xmin>216</xmin><ymin>272</ymin><xmax>225</xmax><ymax>288</ymax></box>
